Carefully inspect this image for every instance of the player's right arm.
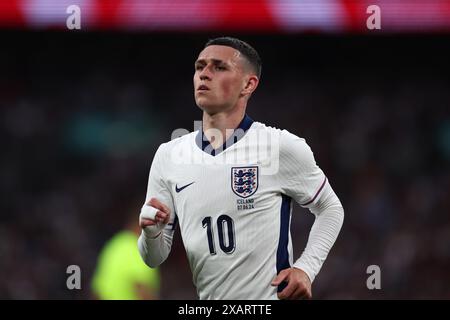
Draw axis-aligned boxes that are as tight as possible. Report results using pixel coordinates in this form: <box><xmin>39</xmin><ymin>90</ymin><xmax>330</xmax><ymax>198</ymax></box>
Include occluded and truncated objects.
<box><xmin>138</xmin><ymin>144</ymin><xmax>176</xmax><ymax>268</ymax></box>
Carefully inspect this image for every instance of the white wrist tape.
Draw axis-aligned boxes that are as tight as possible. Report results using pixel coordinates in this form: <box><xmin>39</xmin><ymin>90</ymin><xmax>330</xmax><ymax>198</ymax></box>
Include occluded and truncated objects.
<box><xmin>140</xmin><ymin>205</ymin><xmax>159</xmax><ymax>221</ymax></box>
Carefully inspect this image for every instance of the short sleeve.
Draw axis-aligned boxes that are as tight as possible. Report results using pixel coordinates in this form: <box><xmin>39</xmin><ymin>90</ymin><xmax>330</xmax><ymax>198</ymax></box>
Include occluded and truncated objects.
<box><xmin>278</xmin><ymin>130</ymin><xmax>327</xmax><ymax>208</ymax></box>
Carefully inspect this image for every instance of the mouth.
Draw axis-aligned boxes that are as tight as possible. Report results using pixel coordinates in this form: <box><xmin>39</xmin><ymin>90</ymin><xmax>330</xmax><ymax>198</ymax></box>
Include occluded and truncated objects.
<box><xmin>197</xmin><ymin>85</ymin><xmax>210</xmax><ymax>91</ymax></box>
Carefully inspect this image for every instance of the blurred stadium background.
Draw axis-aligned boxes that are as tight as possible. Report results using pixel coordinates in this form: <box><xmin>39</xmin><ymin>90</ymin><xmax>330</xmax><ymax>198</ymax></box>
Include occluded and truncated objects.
<box><xmin>1</xmin><ymin>0</ymin><xmax>450</xmax><ymax>299</ymax></box>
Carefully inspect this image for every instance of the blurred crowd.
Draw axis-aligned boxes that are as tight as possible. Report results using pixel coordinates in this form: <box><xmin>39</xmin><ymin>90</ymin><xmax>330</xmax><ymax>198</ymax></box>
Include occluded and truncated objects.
<box><xmin>0</xmin><ymin>32</ymin><xmax>449</xmax><ymax>299</ymax></box>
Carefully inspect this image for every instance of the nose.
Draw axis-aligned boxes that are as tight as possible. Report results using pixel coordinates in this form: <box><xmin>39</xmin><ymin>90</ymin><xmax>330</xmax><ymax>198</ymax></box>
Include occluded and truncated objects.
<box><xmin>199</xmin><ymin>66</ymin><xmax>212</xmax><ymax>81</ymax></box>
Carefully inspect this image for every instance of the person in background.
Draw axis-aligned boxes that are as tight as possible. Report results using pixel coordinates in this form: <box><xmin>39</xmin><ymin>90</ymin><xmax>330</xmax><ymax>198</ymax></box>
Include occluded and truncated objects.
<box><xmin>91</xmin><ymin>210</ymin><xmax>160</xmax><ymax>300</ymax></box>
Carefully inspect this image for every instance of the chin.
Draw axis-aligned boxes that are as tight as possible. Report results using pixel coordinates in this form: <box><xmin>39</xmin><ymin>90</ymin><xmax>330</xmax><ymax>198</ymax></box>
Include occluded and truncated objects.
<box><xmin>196</xmin><ymin>98</ymin><xmax>218</xmax><ymax>112</ymax></box>
<box><xmin>197</xmin><ymin>103</ymin><xmax>225</xmax><ymax>115</ymax></box>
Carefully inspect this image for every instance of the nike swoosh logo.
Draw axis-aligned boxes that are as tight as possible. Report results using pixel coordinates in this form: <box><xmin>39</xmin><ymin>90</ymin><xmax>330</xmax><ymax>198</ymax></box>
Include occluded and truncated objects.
<box><xmin>175</xmin><ymin>182</ymin><xmax>195</xmax><ymax>193</ymax></box>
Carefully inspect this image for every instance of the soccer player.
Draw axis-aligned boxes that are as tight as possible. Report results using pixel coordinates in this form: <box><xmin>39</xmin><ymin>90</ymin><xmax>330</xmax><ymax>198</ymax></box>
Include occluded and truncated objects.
<box><xmin>138</xmin><ymin>37</ymin><xmax>344</xmax><ymax>300</ymax></box>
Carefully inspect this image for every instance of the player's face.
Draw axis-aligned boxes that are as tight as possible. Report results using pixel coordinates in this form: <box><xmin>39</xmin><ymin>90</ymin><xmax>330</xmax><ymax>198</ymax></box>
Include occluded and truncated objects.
<box><xmin>194</xmin><ymin>45</ymin><xmax>248</xmax><ymax>114</ymax></box>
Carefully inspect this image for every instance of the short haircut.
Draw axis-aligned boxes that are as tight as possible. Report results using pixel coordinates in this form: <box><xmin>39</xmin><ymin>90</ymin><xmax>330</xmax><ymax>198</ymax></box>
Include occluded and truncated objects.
<box><xmin>205</xmin><ymin>37</ymin><xmax>262</xmax><ymax>78</ymax></box>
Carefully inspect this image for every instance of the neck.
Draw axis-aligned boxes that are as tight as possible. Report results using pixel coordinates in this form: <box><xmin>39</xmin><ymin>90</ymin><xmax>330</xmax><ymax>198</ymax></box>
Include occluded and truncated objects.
<box><xmin>203</xmin><ymin>106</ymin><xmax>246</xmax><ymax>150</ymax></box>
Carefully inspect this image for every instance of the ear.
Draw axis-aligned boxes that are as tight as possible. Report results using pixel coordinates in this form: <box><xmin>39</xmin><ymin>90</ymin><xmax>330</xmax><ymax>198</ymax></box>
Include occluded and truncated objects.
<box><xmin>241</xmin><ymin>75</ymin><xmax>259</xmax><ymax>97</ymax></box>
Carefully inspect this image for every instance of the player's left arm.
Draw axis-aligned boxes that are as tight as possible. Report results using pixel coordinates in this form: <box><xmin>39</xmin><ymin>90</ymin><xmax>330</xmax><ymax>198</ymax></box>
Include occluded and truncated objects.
<box><xmin>274</xmin><ymin>130</ymin><xmax>344</xmax><ymax>300</ymax></box>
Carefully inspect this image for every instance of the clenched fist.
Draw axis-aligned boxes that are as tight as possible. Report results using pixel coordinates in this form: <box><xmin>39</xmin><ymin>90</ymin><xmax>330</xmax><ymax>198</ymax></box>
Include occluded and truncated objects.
<box><xmin>271</xmin><ymin>267</ymin><xmax>312</xmax><ymax>300</ymax></box>
<box><xmin>139</xmin><ymin>198</ymin><xmax>170</xmax><ymax>238</ymax></box>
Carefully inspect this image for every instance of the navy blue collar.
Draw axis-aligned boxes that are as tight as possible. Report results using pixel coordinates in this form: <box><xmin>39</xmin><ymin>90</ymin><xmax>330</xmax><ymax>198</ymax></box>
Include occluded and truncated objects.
<box><xmin>195</xmin><ymin>114</ymin><xmax>254</xmax><ymax>156</ymax></box>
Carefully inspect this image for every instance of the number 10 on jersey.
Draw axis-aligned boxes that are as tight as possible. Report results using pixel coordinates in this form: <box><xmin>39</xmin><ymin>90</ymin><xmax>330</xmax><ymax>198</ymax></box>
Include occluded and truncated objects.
<box><xmin>202</xmin><ymin>215</ymin><xmax>236</xmax><ymax>255</ymax></box>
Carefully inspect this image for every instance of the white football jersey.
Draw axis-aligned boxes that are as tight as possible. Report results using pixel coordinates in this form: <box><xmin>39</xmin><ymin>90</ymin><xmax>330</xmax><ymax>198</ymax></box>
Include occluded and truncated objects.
<box><xmin>142</xmin><ymin>115</ymin><xmax>329</xmax><ymax>300</ymax></box>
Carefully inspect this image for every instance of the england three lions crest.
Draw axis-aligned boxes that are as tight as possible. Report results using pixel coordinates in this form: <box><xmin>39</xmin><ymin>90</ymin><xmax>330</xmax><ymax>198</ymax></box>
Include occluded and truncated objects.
<box><xmin>231</xmin><ymin>166</ymin><xmax>258</xmax><ymax>198</ymax></box>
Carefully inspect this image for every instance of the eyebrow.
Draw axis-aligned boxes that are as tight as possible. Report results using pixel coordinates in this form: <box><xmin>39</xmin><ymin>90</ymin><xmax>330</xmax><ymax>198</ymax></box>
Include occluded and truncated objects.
<box><xmin>195</xmin><ymin>59</ymin><xmax>228</xmax><ymax>66</ymax></box>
